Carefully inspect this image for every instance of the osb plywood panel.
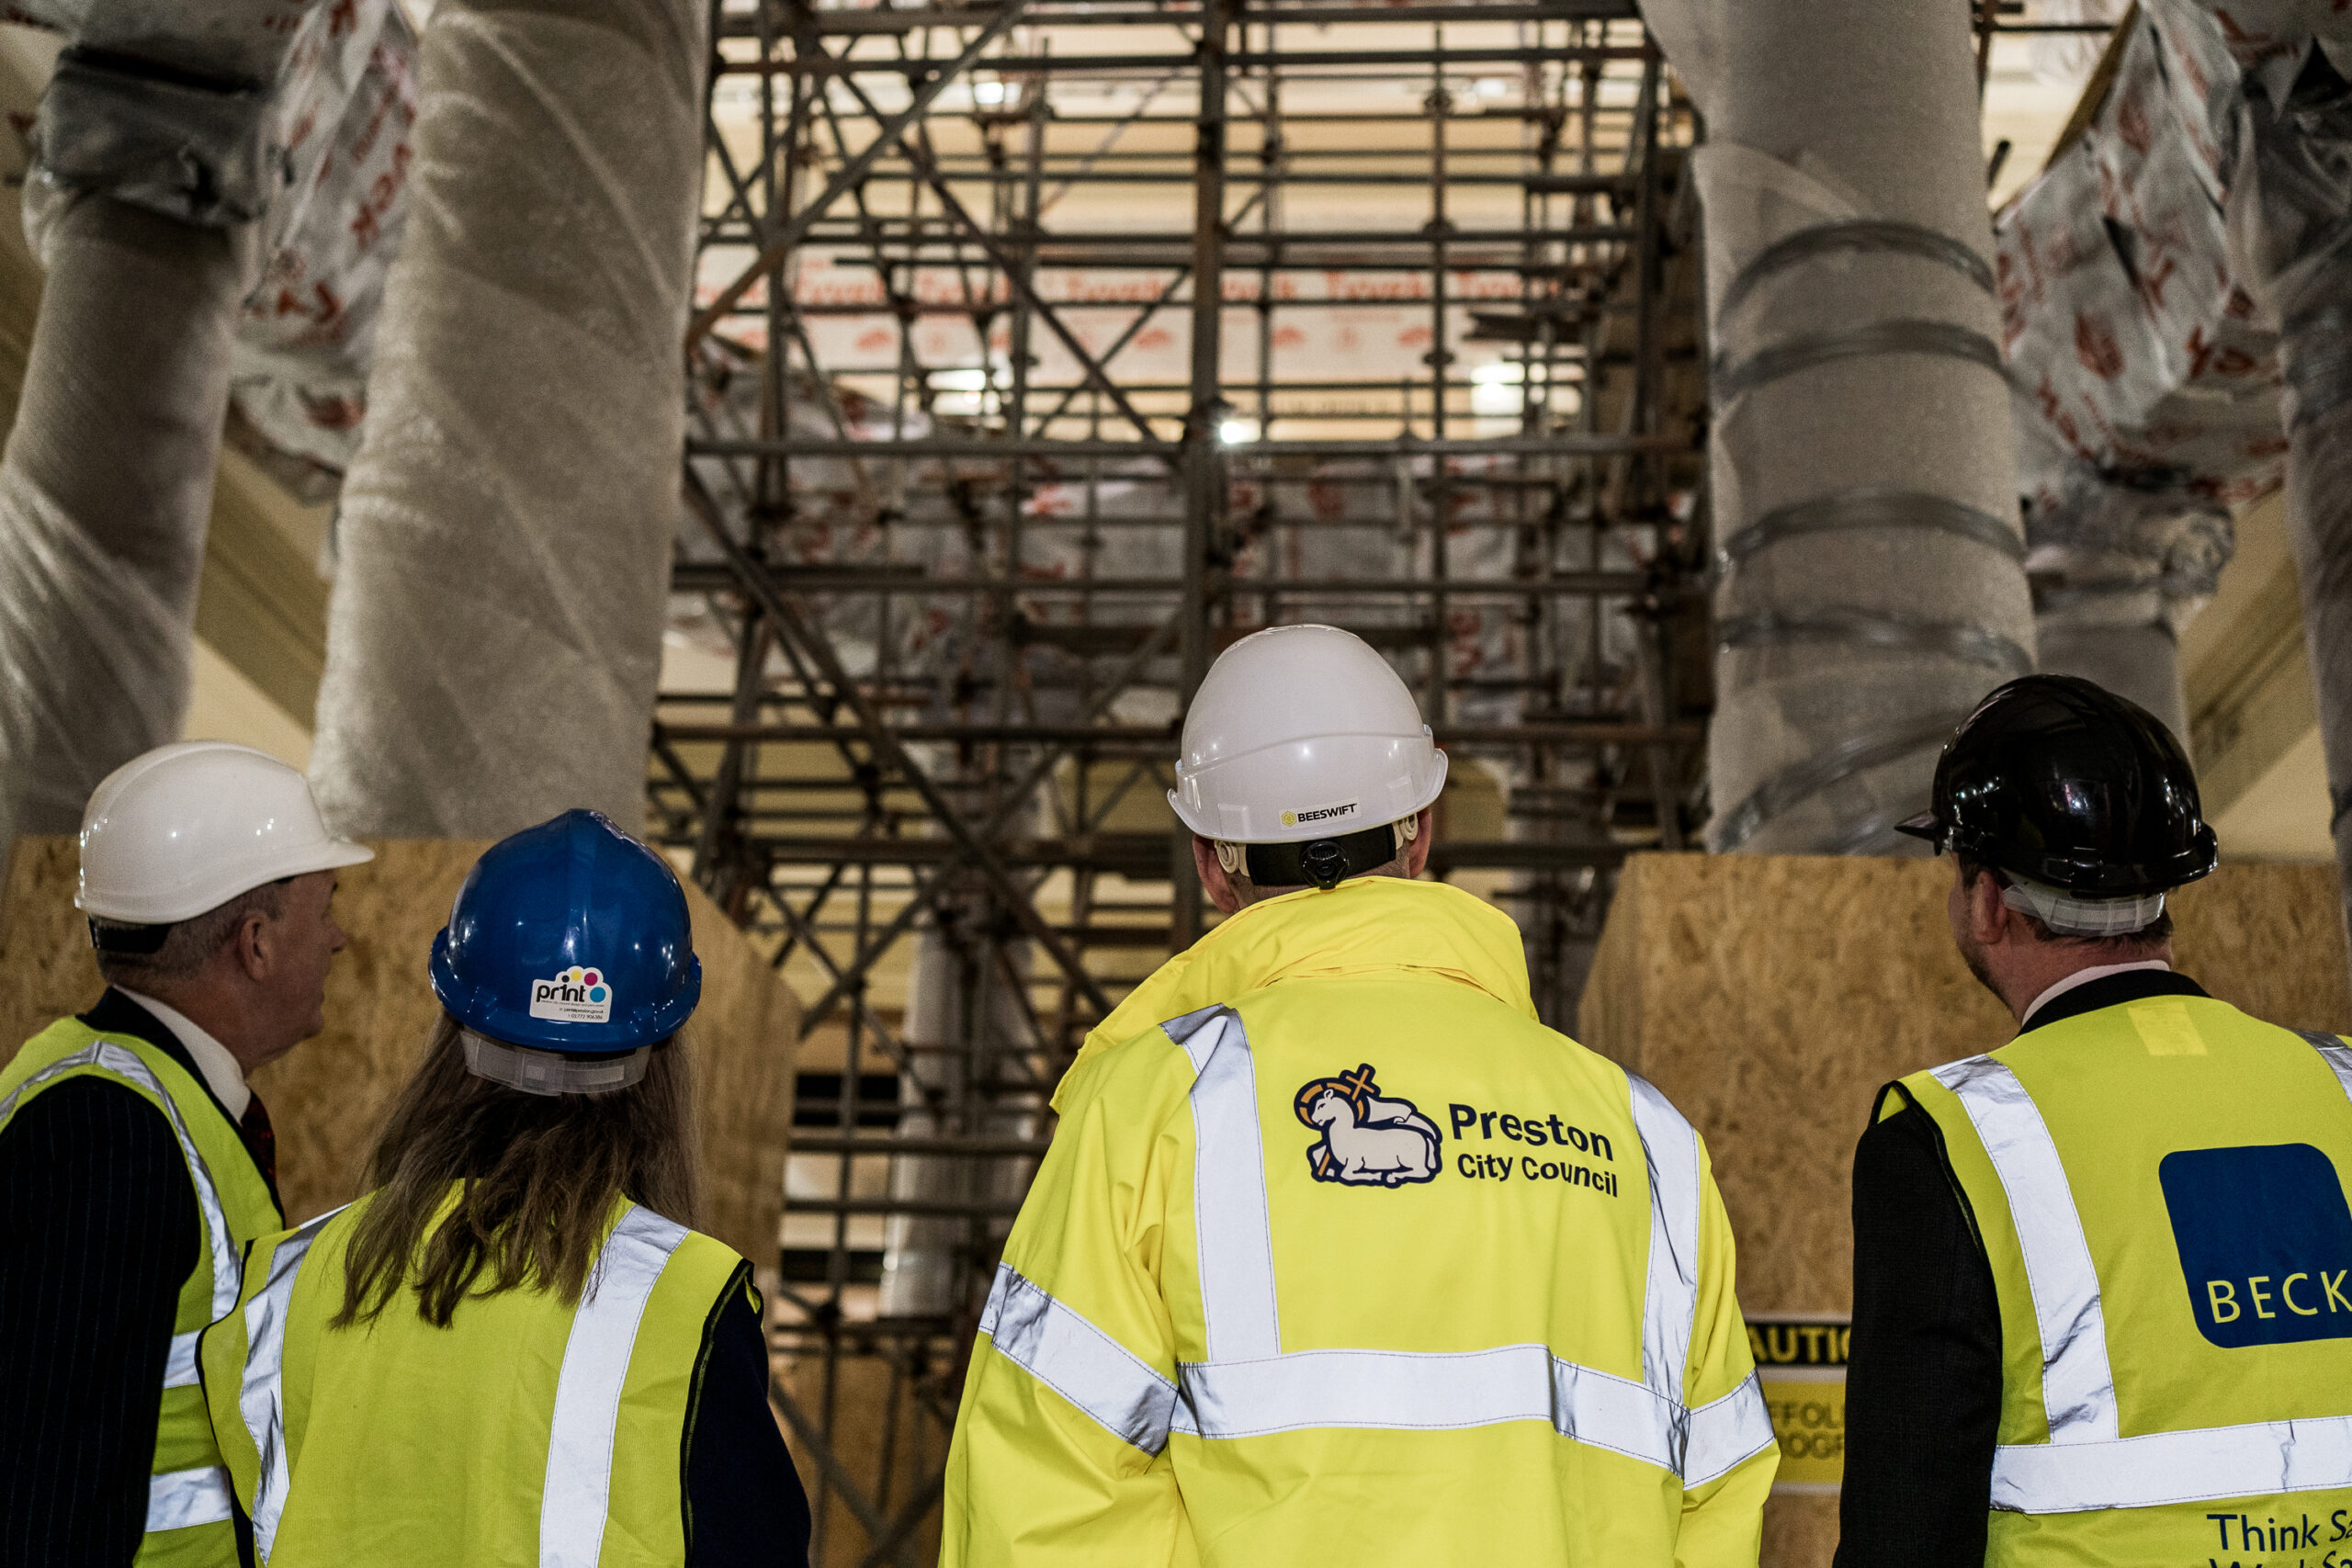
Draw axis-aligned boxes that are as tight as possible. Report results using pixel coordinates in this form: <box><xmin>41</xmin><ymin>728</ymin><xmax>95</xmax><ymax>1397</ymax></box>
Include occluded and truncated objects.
<box><xmin>1761</xmin><ymin>1497</ymin><xmax>1838</xmax><ymax>1568</ymax></box>
<box><xmin>2172</xmin><ymin>861</ymin><xmax>2351</xmax><ymax>1030</ymax></box>
<box><xmin>1581</xmin><ymin>853</ymin><xmax>2350</xmax><ymax>1314</ymax></box>
<box><xmin>0</xmin><ymin>837</ymin><xmax>796</xmax><ymax>1265</ymax></box>
<box><xmin>1581</xmin><ymin>854</ymin><xmax>2011</xmax><ymax>1314</ymax></box>
<box><xmin>776</xmin><ymin>1350</ymin><xmax>946</xmax><ymax>1568</ymax></box>
<box><xmin>1580</xmin><ymin>852</ymin><xmax>2350</xmax><ymax>1568</ymax></box>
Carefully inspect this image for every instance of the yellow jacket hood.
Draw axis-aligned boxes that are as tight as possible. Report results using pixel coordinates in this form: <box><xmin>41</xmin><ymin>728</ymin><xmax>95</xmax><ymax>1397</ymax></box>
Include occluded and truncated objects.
<box><xmin>1053</xmin><ymin>875</ymin><xmax>1538</xmax><ymax>1111</ymax></box>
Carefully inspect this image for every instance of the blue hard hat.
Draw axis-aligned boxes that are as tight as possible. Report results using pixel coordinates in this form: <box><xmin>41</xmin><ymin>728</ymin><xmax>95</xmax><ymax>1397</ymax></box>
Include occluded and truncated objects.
<box><xmin>429</xmin><ymin>809</ymin><xmax>701</xmax><ymax>1054</ymax></box>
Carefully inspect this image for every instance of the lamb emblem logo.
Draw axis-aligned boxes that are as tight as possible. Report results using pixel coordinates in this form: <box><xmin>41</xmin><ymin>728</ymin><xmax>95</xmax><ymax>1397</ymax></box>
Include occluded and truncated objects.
<box><xmin>1295</xmin><ymin>1064</ymin><xmax>1442</xmax><ymax>1188</ymax></box>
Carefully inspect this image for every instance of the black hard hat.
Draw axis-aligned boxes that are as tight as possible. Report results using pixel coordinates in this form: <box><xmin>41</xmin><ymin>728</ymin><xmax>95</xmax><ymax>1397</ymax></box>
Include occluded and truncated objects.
<box><xmin>1894</xmin><ymin>674</ymin><xmax>2218</xmax><ymax>897</ymax></box>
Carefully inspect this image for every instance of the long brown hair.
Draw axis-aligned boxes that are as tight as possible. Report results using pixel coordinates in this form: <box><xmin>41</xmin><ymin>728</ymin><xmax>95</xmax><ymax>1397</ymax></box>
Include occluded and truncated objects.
<box><xmin>334</xmin><ymin>1012</ymin><xmax>701</xmax><ymax>1328</ymax></box>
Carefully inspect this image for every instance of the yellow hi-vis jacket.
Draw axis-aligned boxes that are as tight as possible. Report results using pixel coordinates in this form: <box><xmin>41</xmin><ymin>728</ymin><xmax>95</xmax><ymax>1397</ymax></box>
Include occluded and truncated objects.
<box><xmin>198</xmin><ymin>1187</ymin><xmax>749</xmax><ymax>1567</ymax></box>
<box><xmin>1889</xmin><ymin>991</ymin><xmax>2352</xmax><ymax>1563</ymax></box>
<box><xmin>0</xmin><ymin>1017</ymin><xmax>282</xmax><ymax>1566</ymax></box>
<box><xmin>942</xmin><ymin>876</ymin><xmax>1777</xmax><ymax>1568</ymax></box>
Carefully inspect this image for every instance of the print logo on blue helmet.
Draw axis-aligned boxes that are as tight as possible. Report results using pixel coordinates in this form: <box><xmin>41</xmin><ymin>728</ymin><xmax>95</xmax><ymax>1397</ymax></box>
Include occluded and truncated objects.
<box><xmin>529</xmin><ymin>964</ymin><xmax>614</xmax><ymax>1025</ymax></box>
<box><xmin>2160</xmin><ymin>1143</ymin><xmax>2352</xmax><ymax>1348</ymax></box>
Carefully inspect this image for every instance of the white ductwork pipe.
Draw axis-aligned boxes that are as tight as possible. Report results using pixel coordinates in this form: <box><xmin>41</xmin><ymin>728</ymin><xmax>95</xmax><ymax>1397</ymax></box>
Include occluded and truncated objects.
<box><xmin>308</xmin><ymin>0</ymin><xmax>705</xmax><ymax>836</ymax></box>
<box><xmin>1646</xmin><ymin>0</ymin><xmax>2037</xmax><ymax>854</ymax></box>
<box><xmin>0</xmin><ymin>195</ymin><xmax>247</xmax><ymax>850</ymax></box>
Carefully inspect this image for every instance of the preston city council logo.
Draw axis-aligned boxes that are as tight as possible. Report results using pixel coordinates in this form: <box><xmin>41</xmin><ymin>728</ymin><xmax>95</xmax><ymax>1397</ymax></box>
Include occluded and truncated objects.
<box><xmin>1295</xmin><ymin>1063</ymin><xmax>1442</xmax><ymax>1188</ymax></box>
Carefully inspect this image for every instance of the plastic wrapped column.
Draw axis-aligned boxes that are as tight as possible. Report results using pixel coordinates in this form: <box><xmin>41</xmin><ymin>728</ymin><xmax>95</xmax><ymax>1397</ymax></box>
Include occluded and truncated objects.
<box><xmin>0</xmin><ymin>196</ymin><xmax>245</xmax><ymax>851</ymax></box>
<box><xmin>2233</xmin><ymin>47</ymin><xmax>2352</xmax><ymax>950</ymax></box>
<box><xmin>1645</xmin><ymin>0</ymin><xmax>2038</xmax><ymax>853</ymax></box>
<box><xmin>308</xmin><ymin>0</ymin><xmax>704</xmax><ymax>835</ymax></box>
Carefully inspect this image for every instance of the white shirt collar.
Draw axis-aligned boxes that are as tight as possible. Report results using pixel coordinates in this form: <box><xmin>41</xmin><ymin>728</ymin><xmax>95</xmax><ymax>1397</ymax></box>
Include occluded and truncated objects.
<box><xmin>115</xmin><ymin>988</ymin><xmax>251</xmax><ymax>1121</ymax></box>
<box><xmin>2021</xmin><ymin>960</ymin><xmax>2172</xmax><ymax>1031</ymax></box>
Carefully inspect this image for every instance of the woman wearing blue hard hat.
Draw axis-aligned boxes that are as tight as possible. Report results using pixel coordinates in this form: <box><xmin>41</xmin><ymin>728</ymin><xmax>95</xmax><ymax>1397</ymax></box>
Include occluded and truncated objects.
<box><xmin>197</xmin><ymin>809</ymin><xmax>810</xmax><ymax>1568</ymax></box>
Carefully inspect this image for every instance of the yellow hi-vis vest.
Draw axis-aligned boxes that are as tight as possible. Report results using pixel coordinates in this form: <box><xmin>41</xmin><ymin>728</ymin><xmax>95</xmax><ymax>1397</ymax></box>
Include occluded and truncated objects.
<box><xmin>0</xmin><ymin>1016</ymin><xmax>282</xmax><ymax>1567</ymax></box>
<box><xmin>1890</xmin><ymin>990</ymin><xmax>2352</xmax><ymax>1563</ymax></box>
<box><xmin>198</xmin><ymin>1187</ymin><xmax>749</xmax><ymax>1568</ymax></box>
<box><xmin>942</xmin><ymin>877</ymin><xmax>1778</xmax><ymax>1568</ymax></box>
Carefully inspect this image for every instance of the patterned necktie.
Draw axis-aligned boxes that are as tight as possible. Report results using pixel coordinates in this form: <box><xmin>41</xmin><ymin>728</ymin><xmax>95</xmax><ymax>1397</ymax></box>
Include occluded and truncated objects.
<box><xmin>240</xmin><ymin>1091</ymin><xmax>277</xmax><ymax>1189</ymax></box>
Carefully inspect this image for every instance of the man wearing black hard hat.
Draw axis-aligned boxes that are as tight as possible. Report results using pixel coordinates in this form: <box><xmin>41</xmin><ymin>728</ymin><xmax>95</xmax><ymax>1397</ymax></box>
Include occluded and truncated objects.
<box><xmin>1836</xmin><ymin>675</ymin><xmax>2352</xmax><ymax>1568</ymax></box>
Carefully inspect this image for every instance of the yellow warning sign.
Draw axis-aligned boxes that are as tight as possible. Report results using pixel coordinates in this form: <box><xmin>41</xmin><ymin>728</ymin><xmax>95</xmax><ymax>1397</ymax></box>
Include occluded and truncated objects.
<box><xmin>1747</xmin><ymin>1316</ymin><xmax>1848</xmax><ymax>1494</ymax></box>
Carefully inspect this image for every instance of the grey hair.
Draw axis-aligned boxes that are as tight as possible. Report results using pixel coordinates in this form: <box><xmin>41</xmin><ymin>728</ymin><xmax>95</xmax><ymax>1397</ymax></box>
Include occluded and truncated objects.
<box><xmin>94</xmin><ymin>881</ymin><xmax>289</xmax><ymax>988</ymax></box>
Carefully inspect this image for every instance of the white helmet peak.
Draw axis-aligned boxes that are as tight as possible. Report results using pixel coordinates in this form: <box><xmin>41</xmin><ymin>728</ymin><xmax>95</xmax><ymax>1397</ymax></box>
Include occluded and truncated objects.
<box><xmin>78</xmin><ymin>740</ymin><xmax>374</xmax><ymax>925</ymax></box>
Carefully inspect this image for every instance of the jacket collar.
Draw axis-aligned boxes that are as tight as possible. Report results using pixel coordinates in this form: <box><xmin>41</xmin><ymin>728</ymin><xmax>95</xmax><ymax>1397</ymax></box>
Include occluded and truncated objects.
<box><xmin>1055</xmin><ymin>877</ymin><xmax>1535</xmax><ymax>1109</ymax></box>
<box><xmin>78</xmin><ymin>987</ymin><xmax>252</xmax><ymax>1137</ymax></box>
<box><xmin>2015</xmin><ymin>966</ymin><xmax>2210</xmax><ymax>1036</ymax></box>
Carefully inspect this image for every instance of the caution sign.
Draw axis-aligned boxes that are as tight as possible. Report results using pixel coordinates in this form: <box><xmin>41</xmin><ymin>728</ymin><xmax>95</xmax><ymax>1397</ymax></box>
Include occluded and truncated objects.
<box><xmin>1747</xmin><ymin>1315</ymin><xmax>1848</xmax><ymax>1495</ymax></box>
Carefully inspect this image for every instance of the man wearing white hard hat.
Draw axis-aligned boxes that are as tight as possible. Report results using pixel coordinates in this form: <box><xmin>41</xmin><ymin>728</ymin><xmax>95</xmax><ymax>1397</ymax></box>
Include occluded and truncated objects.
<box><xmin>941</xmin><ymin>626</ymin><xmax>1776</xmax><ymax>1567</ymax></box>
<box><xmin>0</xmin><ymin>741</ymin><xmax>370</xmax><ymax>1568</ymax></box>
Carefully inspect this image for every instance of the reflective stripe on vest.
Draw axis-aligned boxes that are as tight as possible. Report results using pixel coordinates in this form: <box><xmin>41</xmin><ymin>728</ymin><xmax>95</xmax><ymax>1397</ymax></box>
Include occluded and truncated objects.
<box><xmin>1929</xmin><ymin>1054</ymin><xmax>2119</xmax><ymax>1444</ymax></box>
<box><xmin>239</xmin><ymin>1205</ymin><xmax>345</xmax><ymax>1562</ymax></box>
<box><xmin>2300</xmin><ymin>1029</ymin><xmax>2352</xmax><ymax>1104</ymax></box>
<box><xmin>978</xmin><ymin>1004</ymin><xmax>1774</xmax><ymax>1486</ymax></box>
<box><xmin>1629</xmin><ymin>1072</ymin><xmax>1701</xmax><ymax>1445</ymax></box>
<box><xmin>1170</xmin><ymin>1005</ymin><xmax>1281</xmax><ymax>1362</ymax></box>
<box><xmin>1935</xmin><ymin>1032</ymin><xmax>2352</xmax><ymax>1513</ymax></box>
<box><xmin>148</xmin><ymin>1464</ymin><xmax>236</xmax><ymax>1532</ymax></box>
<box><xmin>540</xmin><ymin>1205</ymin><xmax>695</xmax><ymax>1568</ymax></box>
<box><xmin>235</xmin><ymin>1202</ymin><xmax>695</xmax><ymax>1565</ymax></box>
<box><xmin>0</xmin><ymin>1039</ymin><xmax>244</xmax><ymax>1537</ymax></box>
<box><xmin>164</xmin><ymin>1329</ymin><xmax>203</xmax><ymax>1389</ymax></box>
<box><xmin>0</xmin><ymin>1041</ymin><xmax>242</xmax><ymax>1325</ymax></box>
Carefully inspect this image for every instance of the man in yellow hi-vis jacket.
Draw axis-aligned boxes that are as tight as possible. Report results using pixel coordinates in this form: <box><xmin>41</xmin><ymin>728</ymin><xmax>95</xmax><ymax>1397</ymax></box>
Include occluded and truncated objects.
<box><xmin>941</xmin><ymin>626</ymin><xmax>1777</xmax><ymax>1567</ymax></box>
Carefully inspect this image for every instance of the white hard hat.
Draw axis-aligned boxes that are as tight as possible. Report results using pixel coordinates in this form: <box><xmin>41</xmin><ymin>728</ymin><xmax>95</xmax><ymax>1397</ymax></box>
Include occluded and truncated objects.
<box><xmin>78</xmin><ymin>741</ymin><xmax>375</xmax><ymax>924</ymax></box>
<box><xmin>1169</xmin><ymin>625</ymin><xmax>1448</xmax><ymax>843</ymax></box>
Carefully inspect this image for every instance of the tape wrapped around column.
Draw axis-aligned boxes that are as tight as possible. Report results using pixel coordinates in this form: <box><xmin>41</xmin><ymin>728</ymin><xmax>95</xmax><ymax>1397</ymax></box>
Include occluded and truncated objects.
<box><xmin>1712</xmin><ymin>708</ymin><xmax>1979</xmax><ymax>855</ymax></box>
<box><xmin>1715</xmin><ymin>218</ymin><xmax>1996</xmax><ymax>321</ymax></box>
<box><xmin>1718</xmin><ymin>488</ymin><xmax>2027</xmax><ymax>570</ymax></box>
<box><xmin>1712</xmin><ymin>319</ymin><xmax>2007</xmax><ymax>405</ymax></box>
<box><xmin>1716</xmin><ymin>609</ymin><xmax>2032</xmax><ymax>677</ymax></box>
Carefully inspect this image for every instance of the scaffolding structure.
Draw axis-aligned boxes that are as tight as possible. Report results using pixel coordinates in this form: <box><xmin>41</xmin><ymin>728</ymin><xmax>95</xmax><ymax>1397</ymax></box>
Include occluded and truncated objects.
<box><xmin>653</xmin><ymin>4</ymin><xmax>1709</xmax><ymax>1560</ymax></box>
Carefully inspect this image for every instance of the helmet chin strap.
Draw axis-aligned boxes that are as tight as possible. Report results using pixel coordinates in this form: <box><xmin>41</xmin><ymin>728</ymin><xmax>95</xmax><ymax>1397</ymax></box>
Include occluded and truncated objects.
<box><xmin>1998</xmin><ymin>875</ymin><xmax>2167</xmax><ymax>939</ymax></box>
<box><xmin>461</xmin><ymin>1030</ymin><xmax>651</xmax><ymax>1097</ymax></box>
<box><xmin>1216</xmin><ymin>818</ymin><xmax>1417</xmax><ymax>894</ymax></box>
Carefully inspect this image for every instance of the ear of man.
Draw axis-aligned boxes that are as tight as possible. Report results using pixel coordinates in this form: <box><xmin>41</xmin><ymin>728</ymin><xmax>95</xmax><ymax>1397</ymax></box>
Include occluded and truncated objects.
<box><xmin>96</xmin><ymin>881</ymin><xmax>289</xmax><ymax>995</ymax></box>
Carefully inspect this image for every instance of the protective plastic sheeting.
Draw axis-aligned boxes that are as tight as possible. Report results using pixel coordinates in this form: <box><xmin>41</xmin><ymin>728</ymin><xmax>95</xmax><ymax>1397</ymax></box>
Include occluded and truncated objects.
<box><xmin>1996</xmin><ymin>1</ymin><xmax>2277</xmax><ymax>740</ymax></box>
<box><xmin>0</xmin><ymin>196</ymin><xmax>246</xmax><ymax>846</ymax></box>
<box><xmin>16</xmin><ymin>0</ymin><xmax>417</xmax><ymax>475</ymax></box>
<box><xmin>308</xmin><ymin>0</ymin><xmax>706</xmax><ymax>836</ymax></box>
<box><xmin>2222</xmin><ymin>13</ymin><xmax>2352</xmax><ymax>945</ymax></box>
